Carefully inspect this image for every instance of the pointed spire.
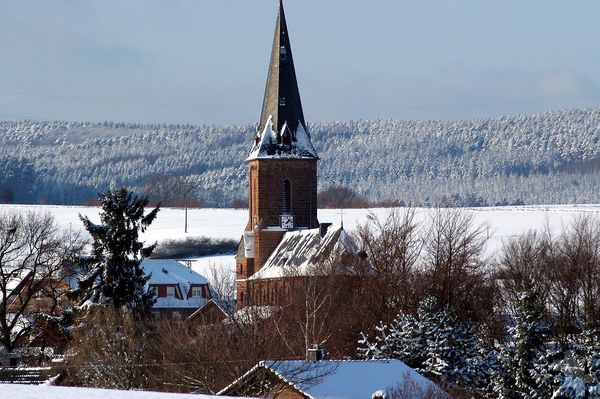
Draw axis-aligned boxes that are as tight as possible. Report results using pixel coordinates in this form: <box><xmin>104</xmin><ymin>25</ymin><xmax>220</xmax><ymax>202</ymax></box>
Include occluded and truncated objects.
<box><xmin>248</xmin><ymin>0</ymin><xmax>318</xmax><ymax>160</ymax></box>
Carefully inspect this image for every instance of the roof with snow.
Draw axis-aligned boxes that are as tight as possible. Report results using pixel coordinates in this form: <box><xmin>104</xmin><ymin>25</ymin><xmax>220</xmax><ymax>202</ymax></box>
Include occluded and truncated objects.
<box><xmin>247</xmin><ymin>227</ymin><xmax>357</xmax><ymax>280</ymax></box>
<box><xmin>218</xmin><ymin>359</ymin><xmax>444</xmax><ymax>399</ymax></box>
<box><xmin>142</xmin><ymin>259</ymin><xmax>208</xmax><ymax>285</ymax></box>
<box><xmin>142</xmin><ymin>259</ymin><xmax>210</xmax><ymax>309</ymax></box>
<box><xmin>247</xmin><ymin>0</ymin><xmax>318</xmax><ymax>161</ymax></box>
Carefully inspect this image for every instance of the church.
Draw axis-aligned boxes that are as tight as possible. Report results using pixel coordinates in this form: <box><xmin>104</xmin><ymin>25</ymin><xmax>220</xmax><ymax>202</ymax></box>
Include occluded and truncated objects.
<box><xmin>235</xmin><ymin>1</ymin><xmax>357</xmax><ymax>309</ymax></box>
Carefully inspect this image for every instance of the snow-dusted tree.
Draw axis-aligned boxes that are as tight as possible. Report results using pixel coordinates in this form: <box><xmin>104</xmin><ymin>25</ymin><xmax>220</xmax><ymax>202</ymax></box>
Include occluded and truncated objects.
<box><xmin>68</xmin><ymin>187</ymin><xmax>159</xmax><ymax>312</ymax></box>
<box><xmin>359</xmin><ymin>297</ymin><xmax>484</xmax><ymax>389</ymax></box>
<box><xmin>491</xmin><ymin>290</ymin><xmax>549</xmax><ymax>398</ymax></box>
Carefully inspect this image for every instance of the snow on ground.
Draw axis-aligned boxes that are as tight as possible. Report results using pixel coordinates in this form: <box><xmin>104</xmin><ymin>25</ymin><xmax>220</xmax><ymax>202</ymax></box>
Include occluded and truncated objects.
<box><xmin>188</xmin><ymin>254</ymin><xmax>237</xmax><ymax>280</ymax></box>
<box><xmin>0</xmin><ymin>383</ymin><xmax>249</xmax><ymax>399</ymax></box>
<box><xmin>2</xmin><ymin>203</ymin><xmax>600</xmax><ymax>264</ymax></box>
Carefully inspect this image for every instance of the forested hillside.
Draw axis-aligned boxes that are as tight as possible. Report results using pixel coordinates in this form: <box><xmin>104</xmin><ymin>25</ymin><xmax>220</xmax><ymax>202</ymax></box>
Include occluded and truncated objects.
<box><xmin>1</xmin><ymin>107</ymin><xmax>600</xmax><ymax>206</ymax></box>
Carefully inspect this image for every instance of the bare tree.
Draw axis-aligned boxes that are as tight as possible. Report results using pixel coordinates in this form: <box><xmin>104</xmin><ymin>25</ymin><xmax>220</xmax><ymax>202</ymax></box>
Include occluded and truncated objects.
<box><xmin>422</xmin><ymin>208</ymin><xmax>493</xmax><ymax>322</ymax></box>
<box><xmin>142</xmin><ymin>174</ymin><xmax>202</xmax><ymax>208</ymax></box>
<box><xmin>498</xmin><ymin>216</ymin><xmax>600</xmax><ymax>336</ymax></box>
<box><xmin>0</xmin><ymin>211</ymin><xmax>85</xmax><ymax>356</ymax></box>
<box><xmin>206</xmin><ymin>262</ymin><xmax>236</xmax><ymax>314</ymax></box>
<box><xmin>64</xmin><ymin>306</ymin><xmax>156</xmax><ymax>389</ymax></box>
<box><xmin>544</xmin><ymin>216</ymin><xmax>600</xmax><ymax>335</ymax></box>
<box><xmin>496</xmin><ymin>229</ymin><xmax>553</xmax><ymax>316</ymax></box>
<box><xmin>355</xmin><ymin>208</ymin><xmax>422</xmax><ymax>318</ymax></box>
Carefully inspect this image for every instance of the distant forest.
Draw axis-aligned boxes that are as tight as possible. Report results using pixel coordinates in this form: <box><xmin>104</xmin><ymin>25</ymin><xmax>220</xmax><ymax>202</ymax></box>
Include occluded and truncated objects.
<box><xmin>1</xmin><ymin>107</ymin><xmax>600</xmax><ymax>207</ymax></box>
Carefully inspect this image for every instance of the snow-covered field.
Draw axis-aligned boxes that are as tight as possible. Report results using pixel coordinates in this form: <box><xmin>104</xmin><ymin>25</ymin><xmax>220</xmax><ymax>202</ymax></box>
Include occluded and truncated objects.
<box><xmin>0</xmin><ymin>383</ymin><xmax>245</xmax><ymax>399</ymax></box>
<box><xmin>2</xmin><ymin>204</ymin><xmax>600</xmax><ymax>275</ymax></box>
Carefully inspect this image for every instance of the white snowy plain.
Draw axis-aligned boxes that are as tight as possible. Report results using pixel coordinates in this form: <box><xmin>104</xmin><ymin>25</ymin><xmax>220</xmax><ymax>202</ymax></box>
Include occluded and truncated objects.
<box><xmin>3</xmin><ymin>204</ymin><xmax>599</xmax><ymax>244</ymax></box>
<box><xmin>1</xmin><ymin>204</ymin><xmax>598</xmax><ymax>398</ymax></box>
<box><xmin>2</xmin><ymin>203</ymin><xmax>600</xmax><ymax>277</ymax></box>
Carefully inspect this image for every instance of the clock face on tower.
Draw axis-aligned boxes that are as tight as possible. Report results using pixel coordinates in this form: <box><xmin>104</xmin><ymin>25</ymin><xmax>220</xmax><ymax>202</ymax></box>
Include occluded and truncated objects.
<box><xmin>281</xmin><ymin>214</ymin><xmax>294</xmax><ymax>229</ymax></box>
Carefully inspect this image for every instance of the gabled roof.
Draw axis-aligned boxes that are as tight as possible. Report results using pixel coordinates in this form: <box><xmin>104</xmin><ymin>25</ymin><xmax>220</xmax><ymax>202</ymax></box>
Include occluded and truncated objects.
<box><xmin>218</xmin><ymin>359</ymin><xmax>444</xmax><ymax>399</ymax></box>
<box><xmin>142</xmin><ymin>259</ymin><xmax>210</xmax><ymax>309</ymax></box>
<box><xmin>247</xmin><ymin>227</ymin><xmax>357</xmax><ymax>280</ymax></box>
<box><xmin>247</xmin><ymin>0</ymin><xmax>318</xmax><ymax>161</ymax></box>
<box><xmin>142</xmin><ymin>259</ymin><xmax>208</xmax><ymax>286</ymax></box>
<box><xmin>187</xmin><ymin>297</ymin><xmax>236</xmax><ymax>322</ymax></box>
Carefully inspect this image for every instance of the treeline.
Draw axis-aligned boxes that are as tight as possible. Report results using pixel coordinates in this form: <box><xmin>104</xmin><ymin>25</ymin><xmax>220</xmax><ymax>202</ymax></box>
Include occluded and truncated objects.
<box><xmin>2</xmin><ymin>107</ymin><xmax>600</xmax><ymax>206</ymax></box>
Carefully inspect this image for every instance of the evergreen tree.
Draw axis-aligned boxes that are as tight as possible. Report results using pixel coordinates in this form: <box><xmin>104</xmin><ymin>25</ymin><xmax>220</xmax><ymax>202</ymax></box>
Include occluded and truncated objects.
<box><xmin>69</xmin><ymin>187</ymin><xmax>159</xmax><ymax>312</ymax></box>
<box><xmin>359</xmin><ymin>297</ymin><xmax>485</xmax><ymax>389</ymax></box>
<box><xmin>491</xmin><ymin>290</ymin><xmax>549</xmax><ymax>398</ymax></box>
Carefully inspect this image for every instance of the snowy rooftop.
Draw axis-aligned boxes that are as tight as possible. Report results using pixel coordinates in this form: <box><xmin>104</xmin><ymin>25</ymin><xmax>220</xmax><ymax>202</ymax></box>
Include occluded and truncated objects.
<box><xmin>142</xmin><ymin>259</ymin><xmax>210</xmax><ymax>309</ymax></box>
<box><xmin>219</xmin><ymin>359</ymin><xmax>442</xmax><ymax>399</ymax></box>
<box><xmin>248</xmin><ymin>226</ymin><xmax>357</xmax><ymax>280</ymax></box>
<box><xmin>142</xmin><ymin>259</ymin><xmax>208</xmax><ymax>286</ymax></box>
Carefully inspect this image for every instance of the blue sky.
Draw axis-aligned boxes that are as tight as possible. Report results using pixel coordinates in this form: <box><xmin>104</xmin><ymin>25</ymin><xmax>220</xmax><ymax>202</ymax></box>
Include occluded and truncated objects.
<box><xmin>1</xmin><ymin>0</ymin><xmax>599</xmax><ymax>124</ymax></box>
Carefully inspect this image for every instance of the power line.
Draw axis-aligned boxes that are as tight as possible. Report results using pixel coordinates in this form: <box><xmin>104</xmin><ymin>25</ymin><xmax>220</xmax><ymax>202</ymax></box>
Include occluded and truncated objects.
<box><xmin>1</xmin><ymin>88</ymin><xmax>598</xmax><ymax>113</ymax></box>
<box><xmin>0</xmin><ymin>89</ymin><xmax>257</xmax><ymax>110</ymax></box>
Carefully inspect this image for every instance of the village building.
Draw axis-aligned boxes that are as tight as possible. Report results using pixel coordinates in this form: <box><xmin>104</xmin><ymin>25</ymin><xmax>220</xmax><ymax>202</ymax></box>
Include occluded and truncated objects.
<box><xmin>235</xmin><ymin>1</ymin><xmax>357</xmax><ymax>309</ymax></box>
<box><xmin>141</xmin><ymin>259</ymin><xmax>212</xmax><ymax>321</ymax></box>
<box><xmin>218</xmin><ymin>357</ymin><xmax>444</xmax><ymax>399</ymax></box>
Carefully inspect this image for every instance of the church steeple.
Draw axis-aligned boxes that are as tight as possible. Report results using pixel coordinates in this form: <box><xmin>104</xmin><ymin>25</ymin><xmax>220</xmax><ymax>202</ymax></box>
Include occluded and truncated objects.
<box><xmin>237</xmin><ymin>1</ymin><xmax>320</xmax><ymax>308</ymax></box>
<box><xmin>248</xmin><ymin>0</ymin><xmax>318</xmax><ymax>160</ymax></box>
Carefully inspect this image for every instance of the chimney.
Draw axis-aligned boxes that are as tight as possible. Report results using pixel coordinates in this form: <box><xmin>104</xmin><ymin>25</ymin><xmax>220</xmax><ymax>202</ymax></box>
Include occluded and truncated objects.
<box><xmin>306</xmin><ymin>345</ymin><xmax>324</xmax><ymax>361</ymax></box>
<box><xmin>319</xmin><ymin>223</ymin><xmax>332</xmax><ymax>238</ymax></box>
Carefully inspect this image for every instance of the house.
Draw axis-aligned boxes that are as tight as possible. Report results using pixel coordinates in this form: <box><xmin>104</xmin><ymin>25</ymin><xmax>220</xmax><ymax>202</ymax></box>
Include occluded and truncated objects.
<box><xmin>235</xmin><ymin>0</ymin><xmax>360</xmax><ymax>310</ymax></box>
<box><xmin>218</xmin><ymin>357</ymin><xmax>446</xmax><ymax>399</ymax></box>
<box><xmin>141</xmin><ymin>260</ymin><xmax>212</xmax><ymax>321</ymax></box>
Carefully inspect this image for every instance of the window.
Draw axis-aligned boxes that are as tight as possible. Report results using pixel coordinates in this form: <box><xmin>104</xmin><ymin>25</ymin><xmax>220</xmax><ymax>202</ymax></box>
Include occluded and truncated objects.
<box><xmin>192</xmin><ymin>286</ymin><xmax>203</xmax><ymax>298</ymax></box>
<box><xmin>151</xmin><ymin>311</ymin><xmax>160</xmax><ymax>320</ymax></box>
<box><xmin>149</xmin><ymin>286</ymin><xmax>158</xmax><ymax>298</ymax></box>
<box><xmin>280</xmin><ymin>46</ymin><xmax>287</xmax><ymax>60</ymax></box>
<box><xmin>283</xmin><ymin>179</ymin><xmax>291</xmax><ymax>213</ymax></box>
<box><xmin>279</xmin><ymin>97</ymin><xmax>286</xmax><ymax>106</ymax></box>
<box><xmin>166</xmin><ymin>286</ymin><xmax>175</xmax><ymax>298</ymax></box>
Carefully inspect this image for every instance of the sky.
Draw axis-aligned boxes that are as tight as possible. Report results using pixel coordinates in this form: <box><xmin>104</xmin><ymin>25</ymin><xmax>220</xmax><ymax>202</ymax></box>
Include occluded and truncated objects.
<box><xmin>1</xmin><ymin>0</ymin><xmax>600</xmax><ymax>125</ymax></box>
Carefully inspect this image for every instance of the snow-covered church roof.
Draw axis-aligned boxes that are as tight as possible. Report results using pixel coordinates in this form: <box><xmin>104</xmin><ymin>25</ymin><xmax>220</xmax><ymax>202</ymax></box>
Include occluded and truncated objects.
<box><xmin>248</xmin><ymin>226</ymin><xmax>357</xmax><ymax>280</ymax></box>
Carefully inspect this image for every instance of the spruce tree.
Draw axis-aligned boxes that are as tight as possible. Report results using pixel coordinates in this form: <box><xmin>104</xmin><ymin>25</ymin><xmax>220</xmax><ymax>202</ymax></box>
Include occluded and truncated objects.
<box><xmin>491</xmin><ymin>290</ymin><xmax>548</xmax><ymax>398</ymax></box>
<box><xmin>69</xmin><ymin>187</ymin><xmax>160</xmax><ymax>312</ymax></box>
<box><xmin>359</xmin><ymin>297</ymin><xmax>483</xmax><ymax>389</ymax></box>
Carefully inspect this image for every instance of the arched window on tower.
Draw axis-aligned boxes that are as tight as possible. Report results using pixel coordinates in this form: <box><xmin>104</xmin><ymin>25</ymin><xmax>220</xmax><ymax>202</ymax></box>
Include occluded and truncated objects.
<box><xmin>283</xmin><ymin>179</ymin><xmax>291</xmax><ymax>213</ymax></box>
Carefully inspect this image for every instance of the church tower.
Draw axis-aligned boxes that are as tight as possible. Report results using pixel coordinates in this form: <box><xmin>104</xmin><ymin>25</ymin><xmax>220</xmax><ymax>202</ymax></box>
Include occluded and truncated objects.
<box><xmin>236</xmin><ymin>0</ymin><xmax>319</xmax><ymax>308</ymax></box>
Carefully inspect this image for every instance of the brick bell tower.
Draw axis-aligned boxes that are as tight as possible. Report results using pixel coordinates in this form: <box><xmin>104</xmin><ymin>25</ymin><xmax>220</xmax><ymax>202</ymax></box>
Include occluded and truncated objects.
<box><xmin>236</xmin><ymin>0</ymin><xmax>319</xmax><ymax>308</ymax></box>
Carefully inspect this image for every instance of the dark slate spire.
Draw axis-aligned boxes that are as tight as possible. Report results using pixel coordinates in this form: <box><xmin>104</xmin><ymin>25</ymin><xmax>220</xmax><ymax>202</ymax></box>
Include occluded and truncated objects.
<box><xmin>248</xmin><ymin>0</ymin><xmax>318</xmax><ymax>160</ymax></box>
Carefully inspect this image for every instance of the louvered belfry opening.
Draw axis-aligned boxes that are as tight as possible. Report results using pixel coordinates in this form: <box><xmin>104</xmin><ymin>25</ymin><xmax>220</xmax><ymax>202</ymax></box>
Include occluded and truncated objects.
<box><xmin>283</xmin><ymin>179</ymin><xmax>291</xmax><ymax>213</ymax></box>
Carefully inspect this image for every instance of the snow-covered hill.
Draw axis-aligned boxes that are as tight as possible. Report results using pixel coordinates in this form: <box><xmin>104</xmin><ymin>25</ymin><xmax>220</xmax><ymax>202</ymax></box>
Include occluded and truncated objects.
<box><xmin>2</xmin><ymin>108</ymin><xmax>600</xmax><ymax>206</ymax></box>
